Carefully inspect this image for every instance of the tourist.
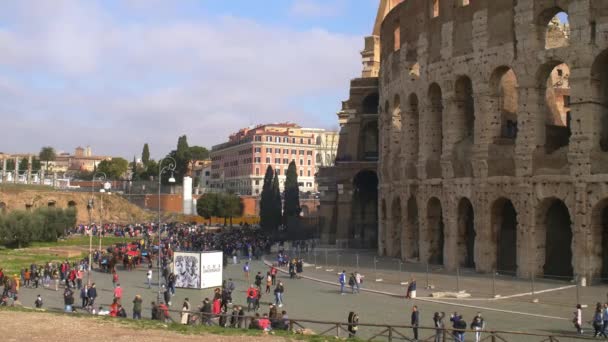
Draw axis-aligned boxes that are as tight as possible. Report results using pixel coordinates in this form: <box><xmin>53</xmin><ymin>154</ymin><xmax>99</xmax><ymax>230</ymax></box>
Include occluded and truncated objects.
<box><xmin>265</xmin><ymin>272</ymin><xmax>272</xmax><ymax>294</ymax></box>
<box><xmin>258</xmin><ymin>313</ymin><xmax>271</xmax><ymax>331</ymax></box>
<box><xmin>470</xmin><ymin>312</ymin><xmax>485</xmax><ymax>342</ymax></box>
<box><xmin>238</xmin><ymin>305</ymin><xmax>246</xmax><ymax>328</ymax></box>
<box><xmin>132</xmin><ymin>294</ymin><xmax>142</xmax><ymax>320</ymax></box>
<box><xmin>113</xmin><ymin>283</ymin><xmax>123</xmax><ymax>302</ymax></box>
<box><xmin>146</xmin><ymin>266</ymin><xmax>152</xmax><ymax>289</ymax></box>
<box><xmin>117</xmin><ymin>304</ymin><xmax>127</xmax><ymax>318</ymax></box>
<box><xmin>181</xmin><ymin>298</ymin><xmax>191</xmax><ymax>325</ymax></box>
<box><xmin>594</xmin><ymin>303</ymin><xmax>607</xmax><ymax>337</ymax></box>
<box><xmin>163</xmin><ymin>284</ymin><xmax>171</xmax><ymax>306</ymax></box>
<box><xmin>255</xmin><ymin>271</ymin><xmax>263</xmax><ymax>289</ymax></box>
<box><xmin>603</xmin><ymin>303</ymin><xmax>608</xmax><ymax>335</ymax></box>
<box><xmin>230</xmin><ymin>306</ymin><xmax>239</xmax><ymax>328</ymax></box>
<box><xmin>573</xmin><ymin>304</ymin><xmax>583</xmax><ymax>334</ymax></box>
<box><xmin>243</xmin><ymin>262</ymin><xmax>250</xmax><ymax>282</ymax></box>
<box><xmin>411</xmin><ymin>305</ymin><xmax>419</xmax><ymax>341</ymax></box>
<box><xmin>158</xmin><ymin>301</ymin><xmax>170</xmax><ymax>322</ymax></box>
<box><xmin>348</xmin><ymin>273</ymin><xmax>356</xmax><ymax>294</ymax></box>
<box><xmin>355</xmin><ymin>271</ymin><xmax>363</xmax><ymax>293</ymax></box>
<box><xmin>451</xmin><ymin>313</ymin><xmax>467</xmax><ymax>342</ymax></box>
<box><xmin>87</xmin><ymin>283</ymin><xmax>97</xmax><ymax>307</ymax></box>
<box><xmin>339</xmin><ymin>270</ymin><xmax>346</xmax><ymax>295</ymax></box>
<box><xmin>151</xmin><ymin>301</ymin><xmax>159</xmax><ymax>320</ymax></box>
<box><xmin>226</xmin><ymin>278</ymin><xmax>235</xmax><ymax>305</ymax></box>
<box><xmin>406</xmin><ymin>278</ymin><xmax>417</xmax><ymax>299</ymax></box>
<box><xmin>34</xmin><ymin>294</ymin><xmax>43</xmax><ymax>308</ymax></box>
<box><xmin>246</xmin><ymin>284</ymin><xmax>257</xmax><ymax>312</ymax></box>
<box><xmin>274</xmin><ymin>280</ymin><xmax>284</xmax><ymax>307</ymax></box>
<box><xmin>63</xmin><ymin>287</ymin><xmax>74</xmax><ymax>312</ymax></box>
<box><xmin>270</xmin><ymin>264</ymin><xmax>277</xmax><ymax>285</ymax></box>
<box><xmin>80</xmin><ymin>286</ymin><xmax>88</xmax><ymax>308</ymax></box>
<box><xmin>348</xmin><ymin>311</ymin><xmax>359</xmax><ymax>338</ymax></box>
<box><xmin>200</xmin><ymin>298</ymin><xmax>212</xmax><ymax>325</ymax></box>
<box><xmin>433</xmin><ymin>312</ymin><xmax>445</xmax><ymax>342</ymax></box>
<box><xmin>98</xmin><ymin>305</ymin><xmax>110</xmax><ymax>316</ymax></box>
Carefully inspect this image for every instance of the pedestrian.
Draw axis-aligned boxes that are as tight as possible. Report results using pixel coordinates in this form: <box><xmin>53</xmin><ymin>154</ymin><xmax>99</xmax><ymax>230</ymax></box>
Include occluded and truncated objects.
<box><xmin>63</xmin><ymin>287</ymin><xmax>74</xmax><ymax>312</ymax></box>
<box><xmin>255</xmin><ymin>271</ymin><xmax>263</xmax><ymax>289</ymax></box>
<box><xmin>406</xmin><ymin>278</ymin><xmax>417</xmax><ymax>299</ymax></box>
<box><xmin>243</xmin><ymin>262</ymin><xmax>250</xmax><ymax>282</ymax></box>
<box><xmin>470</xmin><ymin>312</ymin><xmax>485</xmax><ymax>342</ymax></box>
<box><xmin>201</xmin><ymin>298</ymin><xmax>212</xmax><ymax>325</ymax></box>
<box><xmin>348</xmin><ymin>311</ymin><xmax>359</xmax><ymax>338</ymax></box>
<box><xmin>163</xmin><ymin>285</ymin><xmax>171</xmax><ymax>306</ymax></box>
<box><xmin>594</xmin><ymin>303</ymin><xmax>607</xmax><ymax>337</ymax></box>
<box><xmin>411</xmin><ymin>305</ymin><xmax>419</xmax><ymax>341</ymax></box>
<box><xmin>232</xmin><ymin>249</ymin><xmax>238</xmax><ymax>264</ymax></box>
<box><xmin>80</xmin><ymin>286</ymin><xmax>88</xmax><ymax>308</ymax></box>
<box><xmin>113</xmin><ymin>283</ymin><xmax>123</xmax><ymax>302</ymax></box>
<box><xmin>247</xmin><ymin>285</ymin><xmax>258</xmax><ymax>312</ymax></box>
<box><xmin>265</xmin><ymin>272</ymin><xmax>272</xmax><ymax>294</ymax></box>
<box><xmin>146</xmin><ymin>266</ymin><xmax>152</xmax><ymax>289</ymax></box>
<box><xmin>112</xmin><ymin>270</ymin><xmax>118</xmax><ymax>288</ymax></box>
<box><xmin>274</xmin><ymin>281</ymin><xmax>284</xmax><ymax>307</ymax></box>
<box><xmin>355</xmin><ymin>271</ymin><xmax>363</xmax><ymax>293</ymax></box>
<box><xmin>34</xmin><ymin>294</ymin><xmax>43</xmax><ymax>308</ymax></box>
<box><xmin>433</xmin><ymin>312</ymin><xmax>445</xmax><ymax>342</ymax></box>
<box><xmin>181</xmin><ymin>298</ymin><xmax>191</xmax><ymax>325</ymax></box>
<box><xmin>348</xmin><ymin>273</ymin><xmax>356</xmax><ymax>294</ymax></box>
<box><xmin>339</xmin><ymin>270</ymin><xmax>346</xmax><ymax>295</ymax></box>
<box><xmin>603</xmin><ymin>303</ymin><xmax>608</xmax><ymax>335</ymax></box>
<box><xmin>227</xmin><ymin>278</ymin><xmax>235</xmax><ymax>305</ymax></box>
<box><xmin>88</xmin><ymin>283</ymin><xmax>97</xmax><ymax>307</ymax></box>
<box><xmin>573</xmin><ymin>304</ymin><xmax>583</xmax><ymax>334</ymax></box>
<box><xmin>132</xmin><ymin>294</ymin><xmax>142</xmax><ymax>320</ymax></box>
<box><xmin>270</xmin><ymin>265</ymin><xmax>277</xmax><ymax>285</ymax></box>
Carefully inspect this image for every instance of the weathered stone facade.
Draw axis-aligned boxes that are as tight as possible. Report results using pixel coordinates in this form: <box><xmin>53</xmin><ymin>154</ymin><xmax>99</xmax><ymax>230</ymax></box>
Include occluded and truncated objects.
<box><xmin>321</xmin><ymin>0</ymin><xmax>608</xmax><ymax>281</ymax></box>
<box><xmin>376</xmin><ymin>0</ymin><xmax>608</xmax><ymax>281</ymax></box>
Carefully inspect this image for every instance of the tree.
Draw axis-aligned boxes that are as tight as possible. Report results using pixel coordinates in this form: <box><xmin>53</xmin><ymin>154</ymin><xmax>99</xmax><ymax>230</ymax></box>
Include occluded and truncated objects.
<box><xmin>188</xmin><ymin>146</ymin><xmax>209</xmax><ymax>174</ymax></box>
<box><xmin>196</xmin><ymin>192</ymin><xmax>242</xmax><ymax>226</ymax></box>
<box><xmin>283</xmin><ymin>161</ymin><xmax>301</xmax><ymax>225</ymax></box>
<box><xmin>39</xmin><ymin>146</ymin><xmax>57</xmax><ymax>171</ymax></box>
<box><xmin>272</xmin><ymin>172</ymin><xmax>282</xmax><ymax>230</ymax></box>
<box><xmin>18</xmin><ymin>158</ymin><xmax>28</xmax><ymax>175</ymax></box>
<box><xmin>97</xmin><ymin>157</ymin><xmax>129</xmax><ymax>180</ymax></box>
<box><xmin>31</xmin><ymin>158</ymin><xmax>41</xmax><ymax>172</ymax></box>
<box><xmin>197</xmin><ymin>193</ymin><xmax>219</xmax><ymax>219</ymax></box>
<box><xmin>131</xmin><ymin>156</ymin><xmax>138</xmax><ymax>181</ymax></box>
<box><xmin>174</xmin><ymin>135</ymin><xmax>191</xmax><ymax>183</ymax></box>
<box><xmin>142</xmin><ymin>143</ymin><xmax>150</xmax><ymax>166</ymax></box>
<box><xmin>259</xmin><ymin>166</ymin><xmax>275</xmax><ymax>231</ymax></box>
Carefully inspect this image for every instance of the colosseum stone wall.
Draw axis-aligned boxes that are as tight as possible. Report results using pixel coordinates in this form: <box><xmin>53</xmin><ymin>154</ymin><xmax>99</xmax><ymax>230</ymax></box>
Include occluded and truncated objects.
<box><xmin>375</xmin><ymin>0</ymin><xmax>608</xmax><ymax>281</ymax></box>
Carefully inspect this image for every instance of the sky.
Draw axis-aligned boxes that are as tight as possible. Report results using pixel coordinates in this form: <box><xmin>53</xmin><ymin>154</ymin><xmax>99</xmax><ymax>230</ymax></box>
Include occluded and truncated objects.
<box><xmin>0</xmin><ymin>0</ymin><xmax>378</xmax><ymax>159</ymax></box>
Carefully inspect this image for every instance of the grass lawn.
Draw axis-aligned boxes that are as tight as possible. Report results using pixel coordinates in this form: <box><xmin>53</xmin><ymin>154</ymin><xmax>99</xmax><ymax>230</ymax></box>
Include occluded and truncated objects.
<box><xmin>1</xmin><ymin>235</ymin><xmax>141</xmax><ymax>274</ymax></box>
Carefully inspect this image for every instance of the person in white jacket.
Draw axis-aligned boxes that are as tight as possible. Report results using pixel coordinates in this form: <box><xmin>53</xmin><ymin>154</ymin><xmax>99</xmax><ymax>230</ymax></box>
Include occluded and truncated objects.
<box><xmin>574</xmin><ymin>304</ymin><xmax>583</xmax><ymax>334</ymax></box>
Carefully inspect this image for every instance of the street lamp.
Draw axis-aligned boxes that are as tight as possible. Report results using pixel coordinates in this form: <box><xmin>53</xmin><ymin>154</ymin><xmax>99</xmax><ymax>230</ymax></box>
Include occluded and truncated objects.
<box><xmin>99</xmin><ymin>180</ymin><xmax>112</xmax><ymax>253</ymax></box>
<box><xmin>157</xmin><ymin>157</ymin><xmax>176</xmax><ymax>302</ymax></box>
<box><xmin>88</xmin><ymin>172</ymin><xmax>108</xmax><ymax>286</ymax></box>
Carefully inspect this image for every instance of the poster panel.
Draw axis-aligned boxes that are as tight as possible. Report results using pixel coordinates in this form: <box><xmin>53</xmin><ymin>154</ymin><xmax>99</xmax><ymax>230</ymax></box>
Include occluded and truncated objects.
<box><xmin>173</xmin><ymin>252</ymin><xmax>201</xmax><ymax>288</ymax></box>
<box><xmin>200</xmin><ymin>251</ymin><xmax>223</xmax><ymax>289</ymax></box>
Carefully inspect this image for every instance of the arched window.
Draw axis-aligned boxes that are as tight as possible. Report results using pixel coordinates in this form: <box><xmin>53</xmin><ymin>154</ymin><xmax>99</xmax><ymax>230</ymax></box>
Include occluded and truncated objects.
<box><xmin>541</xmin><ymin>9</ymin><xmax>569</xmax><ymax>49</ymax></box>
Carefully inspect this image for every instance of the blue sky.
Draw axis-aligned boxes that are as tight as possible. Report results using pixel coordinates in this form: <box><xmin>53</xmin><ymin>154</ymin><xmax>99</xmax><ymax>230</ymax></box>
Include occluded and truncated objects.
<box><xmin>0</xmin><ymin>0</ymin><xmax>378</xmax><ymax>158</ymax></box>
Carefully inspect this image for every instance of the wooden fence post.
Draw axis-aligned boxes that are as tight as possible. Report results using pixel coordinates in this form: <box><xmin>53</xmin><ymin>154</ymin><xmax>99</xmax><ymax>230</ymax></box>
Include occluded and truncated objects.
<box><xmin>337</xmin><ymin>323</ymin><xmax>341</xmax><ymax>338</ymax></box>
<box><xmin>387</xmin><ymin>326</ymin><xmax>393</xmax><ymax>342</ymax></box>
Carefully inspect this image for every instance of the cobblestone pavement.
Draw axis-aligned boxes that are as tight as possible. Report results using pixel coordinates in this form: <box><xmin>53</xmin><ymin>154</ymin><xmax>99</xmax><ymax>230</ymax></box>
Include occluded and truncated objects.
<box><xmin>9</xmin><ymin>253</ymin><xmax>600</xmax><ymax>341</ymax></box>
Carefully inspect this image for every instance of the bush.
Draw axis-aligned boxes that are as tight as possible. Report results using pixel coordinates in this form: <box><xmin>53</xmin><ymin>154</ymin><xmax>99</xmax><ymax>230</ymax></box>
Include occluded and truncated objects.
<box><xmin>0</xmin><ymin>207</ymin><xmax>78</xmax><ymax>248</ymax></box>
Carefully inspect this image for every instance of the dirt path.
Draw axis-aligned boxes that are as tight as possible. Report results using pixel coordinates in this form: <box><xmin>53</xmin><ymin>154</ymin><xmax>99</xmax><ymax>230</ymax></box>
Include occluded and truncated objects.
<box><xmin>0</xmin><ymin>311</ymin><xmax>285</xmax><ymax>342</ymax></box>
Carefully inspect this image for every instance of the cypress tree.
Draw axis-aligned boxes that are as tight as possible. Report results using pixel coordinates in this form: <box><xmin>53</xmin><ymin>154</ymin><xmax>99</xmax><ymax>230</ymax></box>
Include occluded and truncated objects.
<box><xmin>142</xmin><ymin>143</ymin><xmax>150</xmax><ymax>166</ymax></box>
<box><xmin>283</xmin><ymin>161</ymin><xmax>301</xmax><ymax>223</ymax></box>
<box><xmin>259</xmin><ymin>166</ymin><xmax>274</xmax><ymax>231</ymax></box>
<box><xmin>272</xmin><ymin>172</ymin><xmax>282</xmax><ymax>230</ymax></box>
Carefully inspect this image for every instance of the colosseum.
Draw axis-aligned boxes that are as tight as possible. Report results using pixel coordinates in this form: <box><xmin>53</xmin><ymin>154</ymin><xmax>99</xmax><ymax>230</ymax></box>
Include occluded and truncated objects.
<box><xmin>318</xmin><ymin>0</ymin><xmax>608</xmax><ymax>282</ymax></box>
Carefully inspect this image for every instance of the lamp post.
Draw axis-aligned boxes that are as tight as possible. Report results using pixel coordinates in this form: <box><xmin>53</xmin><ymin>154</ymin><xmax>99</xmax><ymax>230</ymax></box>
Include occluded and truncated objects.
<box><xmin>157</xmin><ymin>157</ymin><xmax>176</xmax><ymax>302</ymax></box>
<box><xmin>98</xmin><ymin>180</ymin><xmax>111</xmax><ymax>255</ymax></box>
<box><xmin>88</xmin><ymin>172</ymin><xmax>107</xmax><ymax>285</ymax></box>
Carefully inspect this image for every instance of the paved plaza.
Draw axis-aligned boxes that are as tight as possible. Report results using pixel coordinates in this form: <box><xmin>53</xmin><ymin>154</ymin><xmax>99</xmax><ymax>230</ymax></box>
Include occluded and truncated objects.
<box><xmin>10</xmin><ymin>249</ymin><xmax>606</xmax><ymax>341</ymax></box>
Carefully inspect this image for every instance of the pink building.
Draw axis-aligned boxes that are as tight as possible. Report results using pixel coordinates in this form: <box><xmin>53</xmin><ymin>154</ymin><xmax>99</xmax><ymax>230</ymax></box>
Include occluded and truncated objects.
<box><xmin>210</xmin><ymin>123</ymin><xmax>318</xmax><ymax>195</ymax></box>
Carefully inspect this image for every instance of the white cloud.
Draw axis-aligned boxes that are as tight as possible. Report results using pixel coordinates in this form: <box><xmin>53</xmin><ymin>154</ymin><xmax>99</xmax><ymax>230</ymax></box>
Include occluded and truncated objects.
<box><xmin>0</xmin><ymin>0</ymin><xmax>362</xmax><ymax>158</ymax></box>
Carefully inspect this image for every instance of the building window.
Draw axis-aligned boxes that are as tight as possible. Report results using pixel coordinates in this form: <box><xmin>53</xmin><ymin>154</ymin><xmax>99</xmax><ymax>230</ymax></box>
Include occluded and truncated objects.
<box><xmin>275</xmin><ymin>148</ymin><xmax>280</xmax><ymax>153</ymax></box>
<box><xmin>254</xmin><ymin>157</ymin><xmax>261</xmax><ymax>163</ymax></box>
<box><xmin>266</xmin><ymin>136</ymin><xmax>272</xmax><ymax>142</ymax></box>
<box><xmin>265</xmin><ymin>157</ymin><xmax>271</xmax><ymax>163</ymax></box>
<box><xmin>283</xmin><ymin>158</ymin><xmax>289</xmax><ymax>164</ymax></box>
<box><xmin>275</xmin><ymin>158</ymin><xmax>281</xmax><ymax>164</ymax></box>
<box><xmin>393</xmin><ymin>22</ymin><xmax>400</xmax><ymax>51</ymax></box>
<box><xmin>308</xmin><ymin>138</ymin><xmax>311</xmax><ymax>144</ymax></box>
<box><xmin>266</xmin><ymin>148</ymin><xmax>272</xmax><ymax>153</ymax></box>
<box><xmin>299</xmin><ymin>159</ymin><xmax>304</xmax><ymax>165</ymax></box>
<box><xmin>307</xmin><ymin>170</ymin><xmax>311</xmax><ymax>177</ymax></box>
<box><xmin>276</xmin><ymin>137</ymin><xmax>280</xmax><ymax>142</ymax></box>
<box><xmin>431</xmin><ymin>0</ymin><xmax>439</xmax><ymax>18</ymax></box>
<box><xmin>254</xmin><ymin>136</ymin><xmax>261</xmax><ymax>141</ymax></box>
<box><xmin>291</xmin><ymin>149</ymin><xmax>297</xmax><ymax>154</ymax></box>
<box><xmin>283</xmin><ymin>137</ymin><xmax>288</xmax><ymax>143</ymax></box>
<box><xmin>255</xmin><ymin>168</ymin><xmax>260</xmax><ymax>175</ymax></box>
<box><xmin>283</xmin><ymin>149</ymin><xmax>288</xmax><ymax>154</ymax></box>
<box><xmin>299</xmin><ymin>170</ymin><xmax>303</xmax><ymax>176</ymax></box>
<box><xmin>292</xmin><ymin>138</ymin><xmax>296</xmax><ymax>143</ymax></box>
<box><xmin>255</xmin><ymin>180</ymin><xmax>259</xmax><ymax>185</ymax></box>
<box><xmin>276</xmin><ymin>169</ymin><xmax>281</xmax><ymax>175</ymax></box>
<box><xmin>254</xmin><ymin>147</ymin><xmax>261</xmax><ymax>153</ymax></box>
<box><xmin>299</xmin><ymin>150</ymin><xmax>305</xmax><ymax>155</ymax></box>
<box><xmin>307</xmin><ymin>159</ymin><xmax>311</xmax><ymax>165</ymax></box>
<box><xmin>307</xmin><ymin>150</ymin><xmax>312</xmax><ymax>155</ymax></box>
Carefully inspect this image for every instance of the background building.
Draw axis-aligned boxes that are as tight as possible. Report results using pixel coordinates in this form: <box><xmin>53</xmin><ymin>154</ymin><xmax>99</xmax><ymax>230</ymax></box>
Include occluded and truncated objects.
<box><xmin>209</xmin><ymin>123</ymin><xmax>337</xmax><ymax>195</ymax></box>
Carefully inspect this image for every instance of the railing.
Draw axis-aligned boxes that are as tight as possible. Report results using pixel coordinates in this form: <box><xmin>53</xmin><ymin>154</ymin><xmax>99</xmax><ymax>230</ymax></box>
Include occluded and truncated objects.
<box><xmin>23</xmin><ymin>305</ymin><xmax>594</xmax><ymax>342</ymax></box>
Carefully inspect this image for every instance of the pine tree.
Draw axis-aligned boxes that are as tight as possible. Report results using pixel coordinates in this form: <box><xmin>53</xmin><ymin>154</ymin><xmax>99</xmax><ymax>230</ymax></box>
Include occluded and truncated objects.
<box><xmin>174</xmin><ymin>135</ymin><xmax>191</xmax><ymax>183</ymax></box>
<box><xmin>142</xmin><ymin>143</ymin><xmax>150</xmax><ymax>166</ymax></box>
<box><xmin>283</xmin><ymin>161</ymin><xmax>301</xmax><ymax>224</ymax></box>
<box><xmin>272</xmin><ymin>172</ymin><xmax>282</xmax><ymax>230</ymax></box>
<box><xmin>131</xmin><ymin>156</ymin><xmax>138</xmax><ymax>181</ymax></box>
<box><xmin>260</xmin><ymin>166</ymin><xmax>275</xmax><ymax>231</ymax></box>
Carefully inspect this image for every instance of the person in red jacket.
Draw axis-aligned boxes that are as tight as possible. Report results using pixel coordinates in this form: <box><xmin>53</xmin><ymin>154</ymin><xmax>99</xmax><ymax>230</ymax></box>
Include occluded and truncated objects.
<box><xmin>270</xmin><ymin>265</ymin><xmax>278</xmax><ymax>285</ymax></box>
<box><xmin>246</xmin><ymin>285</ymin><xmax>258</xmax><ymax>312</ymax></box>
<box><xmin>212</xmin><ymin>297</ymin><xmax>221</xmax><ymax>315</ymax></box>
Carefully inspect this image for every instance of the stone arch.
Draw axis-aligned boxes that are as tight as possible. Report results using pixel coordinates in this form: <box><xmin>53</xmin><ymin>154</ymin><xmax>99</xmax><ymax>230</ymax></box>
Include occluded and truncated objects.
<box><xmin>391</xmin><ymin>95</ymin><xmax>402</xmax><ymax>181</ymax></box>
<box><xmin>492</xmin><ymin>197</ymin><xmax>518</xmax><ymax>275</ymax></box>
<box><xmin>358</xmin><ymin>121</ymin><xmax>379</xmax><ymax>161</ymax></box>
<box><xmin>538</xmin><ymin>7</ymin><xmax>570</xmax><ymax>50</ymax></box>
<box><xmin>388</xmin><ymin>196</ymin><xmax>402</xmax><ymax>257</ymax></box>
<box><xmin>591</xmin><ymin>199</ymin><xmax>608</xmax><ymax>281</ymax></box>
<box><xmin>452</xmin><ymin>76</ymin><xmax>475</xmax><ymax>178</ymax></box>
<box><xmin>351</xmin><ymin>170</ymin><xmax>378</xmax><ymax>248</ymax></box>
<box><xmin>67</xmin><ymin>200</ymin><xmax>77</xmax><ymax>208</ymax></box>
<box><xmin>404</xmin><ymin>196</ymin><xmax>419</xmax><ymax>260</ymax></box>
<box><xmin>404</xmin><ymin>93</ymin><xmax>419</xmax><ymax>178</ymax></box>
<box><xmin>426</xmin><ymin>197</ymin><xmax>444</xmax><ymax>265</ymax></box>
<box><xmin>47</xmin><ymin>200</ymin><xmax>56</xmax><ymax>208</ymax></box>
<box><xmin>361</xmin><ymin>92</ymin><xmax>379</xmax><ymax>114</ymax></box>
<box><xmin>535</xmin><ymin>61</ymin><xmax>571</xmax><ymax>158</ymax></box>
<box><xmin>536</xmin><ymin>198</ymin><xmax>573</xmax><ymax>278</ymax></box>
<box><xmin>457</xmin><ymin>197</ymin><xmax>475</xmax><ymax>268</ymax></box>
<box><xmin>425</xmin><ymin>83</ymin><xmax>443</xmax><ymax>178</ymax></box>
<box><xmin>590</xmin><ymin>49</ymin><xmax>608</xmax><ymax>173</ymax></box>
